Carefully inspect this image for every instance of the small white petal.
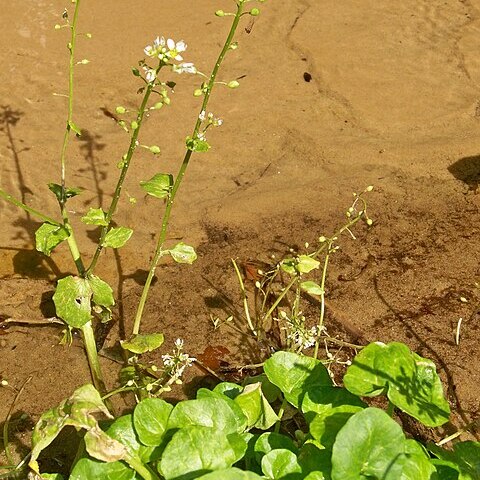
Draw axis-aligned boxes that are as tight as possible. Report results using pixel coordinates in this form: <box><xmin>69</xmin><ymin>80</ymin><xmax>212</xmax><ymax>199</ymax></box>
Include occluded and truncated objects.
<box><xmin>167</xmin><ymin>38</ymin><xmax>175</xmax><ymax>50</ymax></box>
<box><xmin>176</xmin><ymin>40</ymin><xmax>187</xmax><ymax>52</ymax></box>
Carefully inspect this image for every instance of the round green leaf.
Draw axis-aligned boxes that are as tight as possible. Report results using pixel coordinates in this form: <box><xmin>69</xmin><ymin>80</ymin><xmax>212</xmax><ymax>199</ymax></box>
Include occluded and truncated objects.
<box><xmin>234</xmin><ymin>383</ymin><xmax>279</xmax><ymax>430</ymax></box>
<box><xmin>343</xmin><ymin>342</ymin><xmax>389</xmax><ymax>397</ymax></box>
<box><xmin>102</xmin><ymin>226</ymin><xmax>133</xmax><ymax>248</ymax></box>
<box><xmin>331</xmin><ymin>407</ymin><xmax>406</xmax><ymax>480</ymax></box>
<box><xmin>160</xmin><ymin>426</ymin><xmax>246</xmax><ymax>479</ymax></box>
<box><xmin>140</xmin><ymin>173</ymin><xmax>173</xmax><ymax>199</ymax></box>
<box><xmin>81</xmin><ymin>208</ymin><xmax>108</xmax><ymax>226</ymax></box>
<box><xmin>261</xmin><ymin>449</ymin><xmax>302</xmax><ymax>479</ymax></box>
<box><xmin>264</xmin><ymin>351</ymin><xmax>332</xmax><ymax>407</ymax></box>
<box><xmin>53</xmin><ymin>275</ymin><xmax>92</xmax><ymax>328</ymax></box>
<box><xmin>35</xmin><ymin>222</ymin><xmax>69</xmax><ymax>256</ymax></box>
<box><xmin>106</xmin><ymin>414</ymin><xmax>157</xmax><ymax>463</ymax></box>
<box><xmin>69</xmin><ymin>457</ymin><xmax>136</xmax><ymax>480</ymax></box>
<box><xmin>88</xmin><ymin>275</ymin><xmax>114</xmax><ymax>308</ymax></box>
<box><xmin>254</xmin><ymin>432</ymin><xmax>297</xmax><ymax>464</ymax></box>
<box><xmin>120</xmin><ymin>333</ymin><xmax>164</xmax><ymax>354</ymax></box>
<box><xmin>168</xmin><ymin>397</ymin><xmax>247</xmax><ymax>434</ymax></box>
<box><xmin>296</xmin><ymin>255</ymin><xmax>320</xmax><ymax>273</ymax></box>
<box><xmin>302</xmin><ymin>386</ymin><xmax>366</xmax><ymax>448</ymax></box>
<box><xmin>300</xmin><ymin>281</ymin><xmax>324</xmax><ymax>296</ymax></box>
<box><xmin>133</xmin><ymin>398</ymin><xmax>173</xmax><ymax>446</ymax></box>
<box><xmin>197</xmin><ymin>468</ymin><xmax>263</xmax><ymax>479</ymax></box>
<box><xmin>169</xmin><ymin>242</ymin><xmax>197</xmax><ymax>264</ymax></box>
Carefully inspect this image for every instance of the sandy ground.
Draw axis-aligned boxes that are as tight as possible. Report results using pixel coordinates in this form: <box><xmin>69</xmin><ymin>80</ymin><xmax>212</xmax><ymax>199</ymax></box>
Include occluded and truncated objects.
<box><xmin>1</xmin><ymin>0</ymin><xmax>480</xmax><ymax>465</ymax></box>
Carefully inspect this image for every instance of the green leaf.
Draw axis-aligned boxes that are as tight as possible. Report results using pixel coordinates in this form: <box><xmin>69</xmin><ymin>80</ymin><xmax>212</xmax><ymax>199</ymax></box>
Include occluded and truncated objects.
<box><xmin>234</xmin><ymin>383</ymin><xmax>279</xmax><ymax>430</ymax></box>
<box><xmin>297</xmin><ymin>444</ymin><xmax>331</xmax><ymax>480</ymax></box>
<box><xmin>429</xmin><ymin>441</ymin><xmax>480</xmax><ymax>479</ymax></box>
<box><xmin>68</xmin><ymin>120</ymin><xmax>82</xmax><ymax>136</ymax></box>
<box><xmin>159</xmin><ymin>426</ymin><xmax>246</xmax><ymax>479</ymax></box>
<box><xmin>48</xmin><ymin>183</ymin><xmax>83</xmax><ymax>201</ymax></box>
<box><xmin>88</xmin><ymin>275</ymin><xmax>114</xmax><ymax>308</ymax></box>
<box><xmin>186</xmin><ymin>135</ymin><xmax>211</xmax><ymax>152</ymax></box>
<box><xmin>140</xmin><ymin>173</ymin><xmax>173</xmax><ymax>199</ymax></box>
<box><xmin>196</xmin><ymin>389</ymin><xmax>248</xmax><ymax>429</ymax></box>
<box><xmin>120</xmin><ymin>333</ymin><xmax>164</xmax><ymax>354</ymax></box>
<box><xmin>53</xmin><ymin>275</ymin><xmax>92</xmax><ymax>328</ymax></box>
<box><xmin>105</xmin><ymin>414</ymin><xmax>158</xmax><ymax>463</ymax></box>
<box><xmin>343</xmin><ymin>342</ymin><xmax>388</xmax><ymax>396</ymax></box>
<box><xmin>243</xmin><ymin>374</ymin><xmax>282</xmax><ymax>403</ymax></box>
<box><xmin>69</xmin><ymin>457</ymin><xmax>136</xmax><ymax>480</ymax></box>
<box><xmin>280</xmin><ymin>258</ymin><xmax>296</xmax><ymax>275</ymax></box>
<box><xmin>300</xmin><ymin>281</ymin><xmax>324</xmax><ymax>296</ymax></box>
<box><xmin>169</xmin><ymin>242</ymin><xmax>197</xmax><ymax>264</ymax></box>
<box><xmin>344</xmin><ymin>342</ymin><xmax>450</xmax><ymax>426</ymax></box>
<box><xmin>261</xmin><ymin>449</ymin><xmax>302</xmax><ymax>479</ymax></box>
<box><xmin>133</xmin><ymin>398</ymin><xmax>173</xmax><ymax>446</ymax></box>
<box><xmin>197</xmin><ymin>468</ymin><xmax>264</xmax><ymax>479</ymax></box>
<box><xmin>302</xmin><ymin>386</ymin><xmax>366</xmax><ymax>449</ymax></box>
<box><xmin>296</xmin><ymin>255</ymin><xmax>320</xmax><ymax>273</ymax></box>
<box><xmin>264</xmin><ymin>351</ymin><xmax>332</xmax><ymax>407</ymax></box>
<box><xmin>213</xmin><ymin>382</ymin><xmax>244</xmax><ymax>399</ymax></box>
<box><xmin>254</xmin><ymin>432</ymin><xmax>297</xmax><ymax>464</ymax></box>
<box><xmin>331</xmin><ymin>407</ymin><xmax>406</xmax><ymax>480</ymax></box>
<box><xmin>35</xmin><ymin>222</ymin><xmax>70</xmax><ymax>256</ymax></box>
<box><xmin>29</xmin><ymin>385</ymin><xmax>111</xmax><ymax>473</ymax></box>
<box><xmin>168</xmin><ymin>397</ymin><xmax>247</xmax><ymax>434</ymax></box>
<box><xmin>81</xmin><ymin>208</ymin><xmax>108</xmax><ymax>226</ymax></box>
<box><xmin>386</xmin><ymin>350</ymin><xmax>450</xmax><ymax>427</ymax></box>
<box><xmin>394</xmin><ymin>439</ymin><xmax>437</xmax><ymax>480</ymax></box>
<box><xmin>102</xmin><ymin>226</ymin><xmax>133</xmax><ymax>248</ymax></box>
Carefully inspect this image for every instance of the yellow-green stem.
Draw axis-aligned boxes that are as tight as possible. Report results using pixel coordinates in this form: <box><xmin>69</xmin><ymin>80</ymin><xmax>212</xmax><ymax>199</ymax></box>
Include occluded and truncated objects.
<box><xmin>132</xmin><ymin>1</ymin><xmax>246</xmax><ymax>335</ymax></box>
<box><xmin>86</xmin><ymin>80</ymin><xmax>156</xmax><ymax>275</ymax></box>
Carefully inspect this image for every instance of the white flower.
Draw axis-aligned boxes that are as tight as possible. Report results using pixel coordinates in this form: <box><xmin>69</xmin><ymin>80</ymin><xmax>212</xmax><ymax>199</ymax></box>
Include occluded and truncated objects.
<box><xmin>172</xmin><ymin>62</ymin><xmax>197</xmax><ymax>74</ymax></box>
<box><xmin>144</xmin><ymin>36</ymin><xmax>166</xmax><ymax>58</ymax></box>
<box><xmin>174</xmin><ymin>338</ymin><xmax>184</xmax><ymax>349</ymax></box>
<box><xmin>198</xmin><ymin>110</ymin><xmax>206</xmax><ymax>121</ymax></box>
<box><xmin>162</xmin><ymin>354</ymin><xmax>174</xmax><ymax>367</ymax></box>
<box><xmin>166</xmin><ymin>38</ymin><xmax>186</xmax><ymax>61</ymax></box>
<box><xmin>143</xmin><ymin>66</ymin><xmax>157</xmax><ymax>83</ymax></box>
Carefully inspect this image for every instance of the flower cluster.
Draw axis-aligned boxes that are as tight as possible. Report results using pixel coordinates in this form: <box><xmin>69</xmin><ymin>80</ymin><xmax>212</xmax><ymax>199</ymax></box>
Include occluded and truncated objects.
<box><xmin>161</xmin><ymin>338</ymin><xmax>196</xmax><ymax>383</ymax></box>
<box><xmin>142</xmin><ymin>36</ymin><xmax>197</xmax><ymax>84</ymax></box>
<box><xmin>145</xmin><ymin>36</ymin><xmax>186</xmax><ymax>62</ymax></box>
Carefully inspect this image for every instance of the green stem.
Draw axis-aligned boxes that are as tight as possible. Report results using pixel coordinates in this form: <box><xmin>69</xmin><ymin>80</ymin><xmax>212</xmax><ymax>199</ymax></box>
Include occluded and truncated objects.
<box><xmin>132</xmin><ymin>1</ymin><xmax>246</xmax><ymax>335</ymax></box>
<box><xmin>86</xmin><ymin>81</ymin><xmax>156</xmax><ymax>275</ymax></box>
<box><xmin>386</xmin><ymin>401</ymin><xmax>395</xmax><ymax>417</ymax></box>
<box><xmin>232</xmin><ymin>259</ymin><xmax>257</xmax><ymax>336</ymax></box>
<box><xmin>274</xmin><ymin>397</ymin><xmax>287</xmax><ymax>434</ymax></box>
<box><xmin>125</xmin><ymin>453</ymin><xmax>161</xmax><ymax>480</ymax></box>
<box><xmin>262</xmin><ymin>276</ymin><xmax>297</xmax><ymax>325</ymax></box>
<box><xmin>81</xmin><ymin>321</ymin><xmax>112</xmax><ymax>410</ymax></box>
<box><xmin>0</xmin><ymin>189</ymin><xmax>60</xmax><ymax>225</ymax></box>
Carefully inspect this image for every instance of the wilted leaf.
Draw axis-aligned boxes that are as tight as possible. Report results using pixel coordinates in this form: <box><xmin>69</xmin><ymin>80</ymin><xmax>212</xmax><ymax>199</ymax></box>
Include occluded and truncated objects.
<box><xmin>169</xmin><ymin>242</ymin><xmax>197</xmax><ymax>264</ymax></box>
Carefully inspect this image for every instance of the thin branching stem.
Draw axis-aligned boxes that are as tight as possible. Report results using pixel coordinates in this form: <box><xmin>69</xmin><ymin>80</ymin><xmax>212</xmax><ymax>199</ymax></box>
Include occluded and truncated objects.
<box><xmin>132</xmin><ymin>1</ymin><xmax>247</xmax><ymax>335</ymax></box>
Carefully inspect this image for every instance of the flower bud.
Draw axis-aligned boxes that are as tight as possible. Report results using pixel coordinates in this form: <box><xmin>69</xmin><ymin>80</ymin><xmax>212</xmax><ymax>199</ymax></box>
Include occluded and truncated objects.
<box><xmin>366</xmin><ymin>218</ymin><xmax>373</xmax><ymax>226</ymax></box>
<box><xmin>228</xmin><ymin>80</ymin><xmax>240</xmax><ymax>89</ymax></box>
<box><xmin>115</xmin><ymin>106</ymin><xmax>127</xmax><ymax>114</ymax></box>
<box><xmin>149</xmin><ymin>145</ymin><xmax>161</xmax><ymax>154</ymax></box>
<box><xmin>131</xmin><ymin>121</ymin><xmax>138</xmax><ymax>130</ymax></box>
<box><xmin>215</xmin><ymin>9</ymin><xmax>225</xmax><ymax>16</ymax></box>
<box><xmin>250</xmin><ymin>8</ymin><xmax>260</xmax><ymax>16</ymax></box>
<box><xmin>366</xmin><ymin>185</ymin><xmax>374</xmax><ymax>192</ymax></box>
<box><xmin>193</xmin><ymin>89</ymin><xmax>203</xmax><ymax>97</ymax></box>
